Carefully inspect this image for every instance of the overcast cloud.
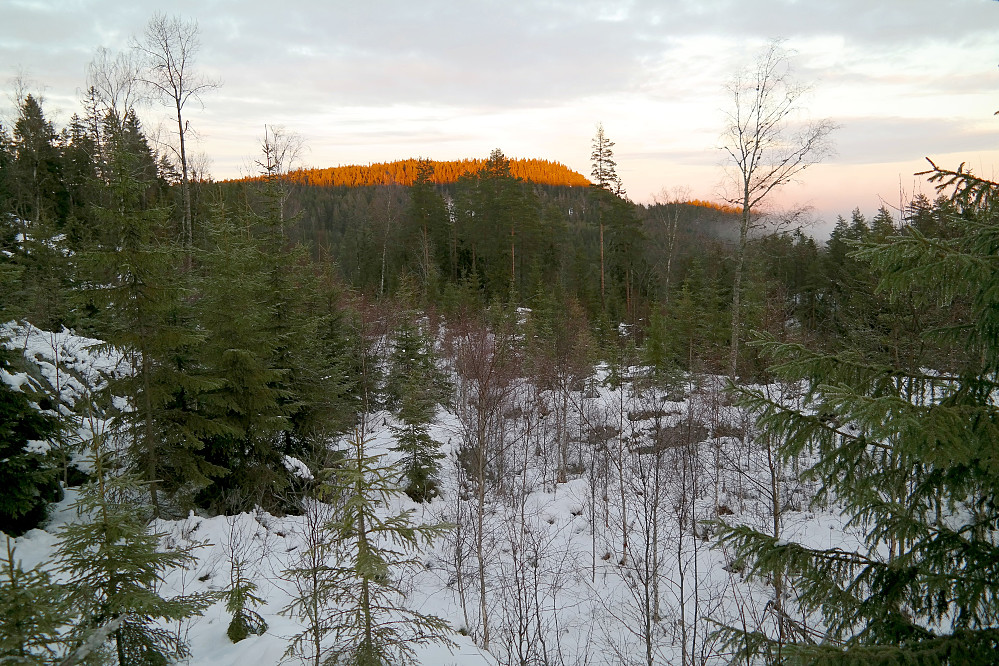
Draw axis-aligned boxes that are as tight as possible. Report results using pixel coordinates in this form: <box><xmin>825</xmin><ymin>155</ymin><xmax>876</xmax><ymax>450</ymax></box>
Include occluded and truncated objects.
<box><xmin>3</xmin><ymin>0</ymin><xmax>998</xmax><ymax>220</ymax></box>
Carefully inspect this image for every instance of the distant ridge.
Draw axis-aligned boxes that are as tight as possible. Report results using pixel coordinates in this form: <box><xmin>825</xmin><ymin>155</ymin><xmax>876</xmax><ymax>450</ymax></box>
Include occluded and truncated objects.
<box><xmin>679</xmin><ymin>199</ymin><xmax>742</xmax><ymax>215</ymax></box>
<box><xmin>237</xmin><ymin>158</ymin><xmax>592</xmax><ymax>188</ymax></box>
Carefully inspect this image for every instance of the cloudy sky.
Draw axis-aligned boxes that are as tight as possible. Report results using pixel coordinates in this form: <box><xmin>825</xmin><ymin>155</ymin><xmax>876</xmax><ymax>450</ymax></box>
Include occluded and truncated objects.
<box><xmin>3</xmin><ymin>0</ymin><xmax>998</xmax><ymax>225</ymax></box>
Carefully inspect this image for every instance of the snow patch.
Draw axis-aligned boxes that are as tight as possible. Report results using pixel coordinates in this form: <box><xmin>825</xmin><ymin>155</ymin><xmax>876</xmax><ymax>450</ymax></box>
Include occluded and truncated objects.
<box><xmin>24</xmin><ymin>439</ymin><xmax>51</xmax><ymax>454</ymax></box>
<box><xmin>282</xmin><ymin>455</ymin><xmax>313</xmax><ymax>480</ymax></box>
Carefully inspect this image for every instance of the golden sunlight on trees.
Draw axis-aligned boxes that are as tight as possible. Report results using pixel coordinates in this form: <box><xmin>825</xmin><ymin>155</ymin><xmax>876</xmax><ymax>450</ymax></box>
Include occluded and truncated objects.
<box><xmin>234</xmin><ymin>157</ymin><xmax>591</xmax><ymax>189</ymax></box>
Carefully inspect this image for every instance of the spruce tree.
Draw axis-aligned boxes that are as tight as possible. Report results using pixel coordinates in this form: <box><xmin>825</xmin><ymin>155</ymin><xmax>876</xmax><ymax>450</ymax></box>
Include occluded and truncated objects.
<box><xmin>714</xmin><ymin>162</ymin><xmax>999</xmax><ymax>663</ymax></box>
<box><xmin>83</xmin><ymin>117</ymin><xmax>215</xmax><ymax>516</ymax></box>
<box><xmin>404</xmin><ymin>159</ymin><xmax>448</xmax><ymax>294</ymax></box>
<box><xmin>452</xmin><ymin>149</ymin><xmax>540</xmax><ymax>301</ymax></box>
<box><xmin>377</xmin><ymin>308</ymin><xmax>449</xmax><ymax>502</ymax></box>
<box><xmin>642</xmin><ymin>303</ymin><xmax>679</xmax><ymax>385</ymax></box>
<box><xmin>603</xmin><ymin>191</ymin><xmax>644</xmax><ymax>323</ymax></box>
<box><xmin>290</xmin><ymin>259</ymin><xmax>368</xmax><ymax>450</ymax></box>
<box><xmin>383</xmin><ymin>316</ymin><xmax>448</xmax><ymax>411</ymax></box>
<box><xmin>0</xmin><ymin>123</ymin><xmax>13</xmax><ymax>221</ymax></box>
<box><xmin>10</xmin><ymin>95</ymin><xmax>66</xmax><ymax>231</ymax></box>
<box><xmin>9</xmin><ymin>212</ymin><xmax>78</xmax><ymax>331</ymax></box>
<box><xmin>0</xmin><ymin>344</ymin><xmax>64</xmax><ymax>535</ymax></box>
<box><xmin>283</xmin><ymin>427</ymin><xmax>455</xmax><ymax>665</ymax></box>
<box><xmin>390</xmin><ymin>373</ymin><xmax>445</xmax><ymax>503</ymax></box>
<box><xmin>1</xmin><ymin>96</ymin><xmax>79</xmax><ymax>331</ymax></box>
<box><xmin>0</xmin><ymin>536</ymin><xmax>71</xmax><ymax>664</ymax></box>
<box><xmin>223</xmin><ymin>561</ymin><xmax>267</xmax><ymax>643</ymax></box>
<box><xmin>192</xmin><ymin>200</ymin><xmax>290</xmax><ymax>514</ymax></box>
<box><xmin>55</xmin><ymin>446</ymin><xmax>209</xmax><ymax>666</ymax></box>
<box><xmin>244</xmin><ymin>154</ymin><xmax>359</xmax><ymax>471</ymax></box>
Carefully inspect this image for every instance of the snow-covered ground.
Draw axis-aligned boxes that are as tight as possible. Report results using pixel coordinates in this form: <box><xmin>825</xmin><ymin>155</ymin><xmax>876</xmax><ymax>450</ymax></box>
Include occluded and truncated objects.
<box><xmin>2</xmin><ymin>323</ymin><xmax>864</xmax><ymax>665</ymax></box>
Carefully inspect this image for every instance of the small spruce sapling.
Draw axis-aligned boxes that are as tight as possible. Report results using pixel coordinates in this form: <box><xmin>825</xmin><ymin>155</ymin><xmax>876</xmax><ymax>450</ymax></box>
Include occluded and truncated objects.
<box><xmin>55</xmin><ymin>442</ymin><xmax>210</xmax><ymax>665</ymax></box>
<box><xmin>0</xmin><ymin>535</ymin><xmax>71</xmax><ymax>664</ymax></box>
<box><xmin>222</xmin><ymin>517</ymin><xmax>268</xmax><ymax>643</ymax></box>
<box><xmin>385</xmin><ymin>317</ymin><xmax>450</xmax><ymax>502</ymax></box>
<box><xmin>291</xmin><ymin>426</ymin><xmax>455</xmax><ymax>665</ymax></box>
<box><xmin>391</xmin><ymin>374</ymin><xmax>445</xmax><ymax>503</ymax></box>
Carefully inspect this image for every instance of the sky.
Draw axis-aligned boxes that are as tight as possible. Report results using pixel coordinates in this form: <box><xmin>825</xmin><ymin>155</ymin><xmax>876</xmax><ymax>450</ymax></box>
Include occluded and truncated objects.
<box><xmin>3</xmin><ymin>0</ymin><xmax>998</xmax><ymax>228</ymax></box>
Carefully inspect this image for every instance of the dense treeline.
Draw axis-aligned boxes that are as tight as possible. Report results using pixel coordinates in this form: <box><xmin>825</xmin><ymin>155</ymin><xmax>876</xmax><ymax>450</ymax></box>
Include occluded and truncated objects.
<box><xmin>220</xmin><ymin>160</ymin><xmax>968</xmax><ymax>382</ymax></box>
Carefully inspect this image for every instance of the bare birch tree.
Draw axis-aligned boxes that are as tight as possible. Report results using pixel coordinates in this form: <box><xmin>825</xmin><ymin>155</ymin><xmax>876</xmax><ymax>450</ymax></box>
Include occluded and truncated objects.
<box><xmin>257</xmin><ymin>124</ymin><xmax>305</xmax><ymax>233</ymax></box>
<box><xmin>134</xmin><ymin>12</ymin><xmax>220</xmax><ymax>260</ymax></box>
<box><xmin>722</xmin><ymin>40</ymin><xmax>835</xmax><ymax>379</ymax></box>
<box><xmin>84</xmin><ymin>47</ymin><xmax>144</xmax><ymax>172</ymax></box>
<box><xmin>450</xmin><ymin>313</ymin><xmax>519</xmax><ymax>650</ymax></box>
<box><xmin>651</xmin><ymin>186</ymin><xmax>690</xmax><ymax>305</ymax></box>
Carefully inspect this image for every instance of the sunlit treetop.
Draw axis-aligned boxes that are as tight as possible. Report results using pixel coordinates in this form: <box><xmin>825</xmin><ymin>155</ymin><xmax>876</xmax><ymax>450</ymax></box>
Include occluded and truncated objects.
<box><xmin>233</xmin><ymin>157</ymin><xmax>592</xmax><ymax>188</ymax></box>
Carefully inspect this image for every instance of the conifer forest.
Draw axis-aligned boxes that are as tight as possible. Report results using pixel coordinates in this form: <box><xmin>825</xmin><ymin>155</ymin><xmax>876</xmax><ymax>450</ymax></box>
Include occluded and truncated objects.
<box><xmin>1</xmin><ymin>11</ymin><xmax>997</xmax><ymax>666</ymax></box>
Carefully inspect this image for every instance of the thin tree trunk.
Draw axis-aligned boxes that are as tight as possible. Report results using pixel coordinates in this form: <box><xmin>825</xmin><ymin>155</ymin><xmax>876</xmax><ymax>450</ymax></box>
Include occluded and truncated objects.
<box><xmin>477</xmin><ymin>476</ymin><xmax>489</xmax><ymax>649</ymax></box>
<box><xmin>510</xmin><ymin>226</ymin><xmax>516</xmax><ymax>291</ymax></box>
<box><xmin>380</xmin><ymin>199</ymin><xmax>393</xmax><ymax>297</ymax></box>
<box><xmin>475</xmin><ymin>410</ymin><xmax>490</xmax><ymax>649</ymax></box>
<box><xmin>356</xmin><ymin>439</ymin><xmax>375</xmax><ymax>658</ymax></box>
<box><xmin>617</xmin><ymin>383</ymin><xmax>628</xmax><ymax>565</ymax></box>
<box><xmin>663</xmin><ymin>207</ymin><xmax>679</xmax><ymax>304</ymax></box>
<box><xmin>421</xmin><ymin>225</ymin><xmax>431</xmax><ymax>291</ymax></box>
<box><xmin>729</xmin><ymin>204</ymin><xmax>750</xmax><ymax>380</ymax></box>
<box><xmin>767</xmin><ymin>433</ymin><xmax>785</xmax><ymax>658</ymax></box>
<box><xmin>557</xmin><ymin>385</ymin><xmax>569</xmax><ymax>484</ymax></box>
<box><xmin>600</xmin><ymin>222</ymin><xmax>605</xmax><ymax>311</ymax></box>
<box><xmin>176</xmin><ymin>104</ymin><xmax>193</xmax><ymax>269</ymax></box>
<box><xmin>141</xmin><ymin>346</ymin><xmax>159</xmax><ymax>515</ymax></box>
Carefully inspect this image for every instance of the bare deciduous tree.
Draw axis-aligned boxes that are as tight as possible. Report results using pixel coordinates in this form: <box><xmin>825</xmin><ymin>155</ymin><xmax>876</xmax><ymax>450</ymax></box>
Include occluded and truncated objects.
<box><xmin>721</xmin><ymin>40</ymin><xmax>835</xmax><ymax>379</ymax></box>
<box><xmin>651</xmin><ymin>186</ymin><xmax>691</xmax><ymax>305</ymax></box>
<box><xmin>281</xmin><ymin>487</ymin><xmax>342</xmax><ymax>666</ymax></box>
<box><xmin>83</xmin><ymin>47</ymin><xmax>144</xmax><ymax>173</ymax></box>
<box><xmin>257</xmin><ymin>124</ymin><xmax>305</xmax><ymax>233</ymax></box>
<box><xmin>449</xmin><ymin>313</ymin><xmax>520</xmax><ymax>650</ymax></box>
<box><xmin>134</xmin><ymin>12</ymin><xmax>220</xmax><ymax>259</ymax></box>
<box><xmin>86</xmin><ymin>47</ymin><xmax>144</xmax><ymax>123</ymax></box>
<box><xmin>371</xmin><ymin>186</ymin><xmax>402</xmax><ymax>297</ymax></box>
<box><xmin>491</xmin><ymin>387</ymin><xmax>574</xmax><ymax>666</ymax></box>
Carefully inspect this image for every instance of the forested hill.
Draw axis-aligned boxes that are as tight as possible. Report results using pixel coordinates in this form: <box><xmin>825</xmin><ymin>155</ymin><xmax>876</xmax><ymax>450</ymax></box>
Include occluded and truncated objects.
<box><xmin>217</xmin><ymin>163</ymin><xmax>745</xmax><ymax>327</ymax></box>
<box><xmin>233</xmin><ymin>157</ymin><xmax>591</xmax><ymax>188</ymax></box>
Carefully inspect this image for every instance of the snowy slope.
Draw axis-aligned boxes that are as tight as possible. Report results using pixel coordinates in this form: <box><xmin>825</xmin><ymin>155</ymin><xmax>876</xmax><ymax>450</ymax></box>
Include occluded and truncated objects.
<box><xmin>2</xmin><ymin>323</ymin><xmax>863</xmax><ymax>666</ymax></box>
